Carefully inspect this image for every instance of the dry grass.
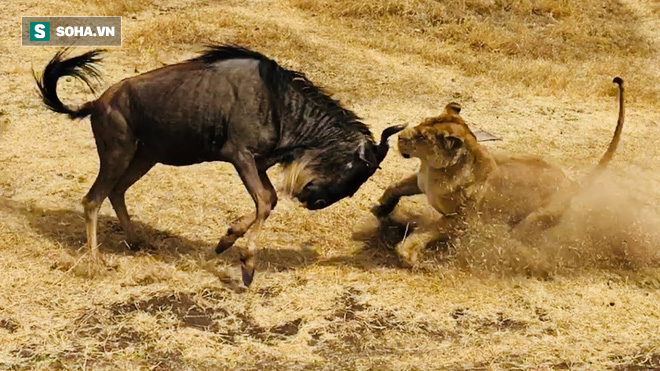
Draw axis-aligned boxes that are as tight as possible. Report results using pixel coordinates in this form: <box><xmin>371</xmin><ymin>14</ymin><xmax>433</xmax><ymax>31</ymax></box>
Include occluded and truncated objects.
<box><xmin>2</xmin><ymin>0</ymin><xmax>660</xmax><ymax>369</ymax></box>
<box><xmin>291</xmin><ymin>0</ymin><xmax>660</xmax><ymax>104</ymax></box>
<box><xmin>83</xmin><ymin>0</ymin><xmax>158</xmax><ymax>17</ymax></box>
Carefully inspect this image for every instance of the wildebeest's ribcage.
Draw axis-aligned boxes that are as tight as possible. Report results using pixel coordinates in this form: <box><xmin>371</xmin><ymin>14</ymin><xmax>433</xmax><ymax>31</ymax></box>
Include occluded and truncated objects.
<box><xmin>125</xmin><ymin>59</ymin><xmax>277</xmax><ymax>166</ymax></box>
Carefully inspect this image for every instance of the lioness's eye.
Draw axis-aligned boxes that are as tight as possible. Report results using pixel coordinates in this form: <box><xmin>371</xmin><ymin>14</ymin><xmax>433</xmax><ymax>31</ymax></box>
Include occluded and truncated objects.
<box><xmin>444</xmin><ymin>136</ymin><xmax>463</xmax><ymax>149</ymax></box>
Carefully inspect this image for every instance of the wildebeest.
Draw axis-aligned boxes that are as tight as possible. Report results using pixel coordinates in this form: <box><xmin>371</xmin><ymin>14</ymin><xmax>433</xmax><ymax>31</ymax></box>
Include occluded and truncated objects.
<box><xmin>34</xmin><ymin>45</ymin><xmax>406</xmax><ymax>286</ymax></box>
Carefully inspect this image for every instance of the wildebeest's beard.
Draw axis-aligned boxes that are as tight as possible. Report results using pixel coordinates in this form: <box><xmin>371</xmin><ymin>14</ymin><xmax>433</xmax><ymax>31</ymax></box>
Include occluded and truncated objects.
<box><xmin>282</xmin><ymin>141</ymin><xmax>379</xmax><ymax>209</ymax></box>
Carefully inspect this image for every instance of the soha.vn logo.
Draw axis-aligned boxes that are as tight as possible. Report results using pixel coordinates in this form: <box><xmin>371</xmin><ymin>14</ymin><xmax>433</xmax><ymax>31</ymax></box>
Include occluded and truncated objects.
<box><xmin>23</xmin><ymin>17</ymin><xmax>121</xmax><ymax>46</ymax></box>
<box><xmin>30</xmin><ymin>22</ymin><xmax>50</xmax><ymax>41</ymax></box>
<box><xmin>29</xmin><ymin>22</ymin><xmax>115</xmax><ymax>41</ymax></box>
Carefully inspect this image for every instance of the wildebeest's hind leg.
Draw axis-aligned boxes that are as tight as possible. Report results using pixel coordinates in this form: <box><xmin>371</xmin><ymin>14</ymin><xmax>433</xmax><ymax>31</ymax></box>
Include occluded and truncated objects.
<box><xmin>216</xmin><ymin>151</ymin><xmax>277</xmax><ymax>287</ymax></box>
<box><xmin>83</xmin><ymin>111</ymin><xmax>137</xmax><ymax>259</ymax></box>
<box><xmin>108</xmin><ymin>146</ymin><xmax>156</xmax><ymax>249</ymax></box>
<box><xmin>371</xmin><ymin>174</ymin><xmax>421</xmax><ymax>218</ymax></box>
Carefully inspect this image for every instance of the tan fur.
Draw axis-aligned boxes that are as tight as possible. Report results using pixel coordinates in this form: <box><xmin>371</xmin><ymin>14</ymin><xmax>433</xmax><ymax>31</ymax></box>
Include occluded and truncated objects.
<box><xmin>280</xmin><ymin>159</ymin><xmax>316</xmax><ymax>197</ymax></box>
<box><xmin>377</xmin><ymin>78</ymin><xmax>625</xmax><ymax>266</ymax></box>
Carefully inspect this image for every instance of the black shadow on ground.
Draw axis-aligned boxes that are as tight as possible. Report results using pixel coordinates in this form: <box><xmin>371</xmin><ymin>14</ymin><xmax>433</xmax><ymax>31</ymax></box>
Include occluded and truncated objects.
<box><xmin>0</xmin><ymin>197</ymin><xmax>322</xmax><ymax>274</ymax></box>
<box><xmin>320</xmin><ymin>217</ymin><xmax>415</xmax><ymax>269</ymax></box>
<box><xmin>2</xmin><ymin>197</ymin><xmax>442</xmax><ymax>274</ymax></box>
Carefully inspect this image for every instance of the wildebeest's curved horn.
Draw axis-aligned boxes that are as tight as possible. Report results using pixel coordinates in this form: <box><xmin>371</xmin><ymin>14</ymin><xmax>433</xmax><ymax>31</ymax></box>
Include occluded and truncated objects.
<box><xmin>376</xmin><ymin>124</ymin><xmax>408</xmax><ymax>164</ymax></box>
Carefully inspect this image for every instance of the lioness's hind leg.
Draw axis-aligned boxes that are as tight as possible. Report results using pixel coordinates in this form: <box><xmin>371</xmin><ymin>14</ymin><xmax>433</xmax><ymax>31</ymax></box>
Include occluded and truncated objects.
<box><xmin>512</xmin><ymin>191</ymin><xmax>573</xmax><ymax>239</ymax></box>
<box><xmin>512</xmin><ymin>176</ymin><xmax>580</xmax><ymax>236</ymax></box>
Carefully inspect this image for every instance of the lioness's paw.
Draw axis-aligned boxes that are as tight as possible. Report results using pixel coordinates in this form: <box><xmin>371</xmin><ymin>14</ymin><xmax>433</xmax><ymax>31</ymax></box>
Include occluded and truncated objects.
<box><xmin>371</xmin><ymin>202</ymin><xmax>395</xmax><ymax>218</ymax></box>
<box><xmin>395</xmin><ymin>239</ymin><xmax>421</xmax><ymax>268</ymax></box>
<box><xmin>351</xmin><ymin>214</ymin><xmax>381</xmax><ymax>241</ymax></box>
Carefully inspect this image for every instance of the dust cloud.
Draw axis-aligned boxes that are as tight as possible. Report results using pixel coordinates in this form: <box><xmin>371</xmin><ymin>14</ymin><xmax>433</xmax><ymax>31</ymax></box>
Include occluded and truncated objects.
<box><xmin>356</xmin><ymin>170</ymin><xmax>660</xmax><ymax>277</ymax></box>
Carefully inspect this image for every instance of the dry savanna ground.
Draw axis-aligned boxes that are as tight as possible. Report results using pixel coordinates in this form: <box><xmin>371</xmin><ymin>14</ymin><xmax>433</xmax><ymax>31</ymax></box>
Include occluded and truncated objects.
<box><xmin>2</xmin><ymin>0</ymin><xmax>660</xmax><ymax>369</ymax></box>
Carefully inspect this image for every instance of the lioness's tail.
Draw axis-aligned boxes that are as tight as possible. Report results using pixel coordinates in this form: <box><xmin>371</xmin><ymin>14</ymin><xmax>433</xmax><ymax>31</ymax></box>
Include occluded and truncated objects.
<box><xmin>513</xmin><ymin>77</ymin><xmax>625</xmax><ymax>235</ymax></box>
<box><xmin>33</xmin><ymin>48</ymin><xmax>105</xmax><ymax>119</ymax></box>
<box><xmin>594</xmin><ymin>77</ymin><xmax>625</xmax><ymax>173</ymax></box>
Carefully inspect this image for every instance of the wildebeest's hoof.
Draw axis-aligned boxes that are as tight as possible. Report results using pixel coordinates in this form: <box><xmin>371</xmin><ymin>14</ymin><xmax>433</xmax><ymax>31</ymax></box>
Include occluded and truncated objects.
<box><xmin>215</xmin><ymin>237</ymin><xmax>236</xmax><ymax>254</ymax></box>
<box><xmin>90</xmin><ymin>250</ymin><xmax>108</xmax><ymax>265</ymax></box>
<box><xmin>371</xmin><ymin>202</ymin><xmax>395</xmax><ymax>219</ymax></box>
<box><xmin>240</xmin><ymin>255</ymin><xmax>255</xmax><ymax>287</ymax></box>
<box><xmin>241</xmin><ymin>264</ymin><xmax>255</xmax><ymax>287</ymax></box>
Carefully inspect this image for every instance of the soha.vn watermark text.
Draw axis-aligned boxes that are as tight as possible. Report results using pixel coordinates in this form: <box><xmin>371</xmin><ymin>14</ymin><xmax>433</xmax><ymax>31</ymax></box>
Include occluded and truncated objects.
<box><xmin>22</xmin><ymin>16</ymin><xmax>121</xmax><ymax>46</ymax></box>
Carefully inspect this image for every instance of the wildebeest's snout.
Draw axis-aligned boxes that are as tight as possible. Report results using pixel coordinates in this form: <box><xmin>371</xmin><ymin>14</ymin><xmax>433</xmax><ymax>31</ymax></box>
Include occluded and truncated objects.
<box><xmin>295</xmin><ymin>181</ymin><xmax>331</xmax><ymax>210</ymax></box>
<box><xmin>309</xmin><ymin>199</ymin><xmax>328</xmax><ymax>209</ymax></box>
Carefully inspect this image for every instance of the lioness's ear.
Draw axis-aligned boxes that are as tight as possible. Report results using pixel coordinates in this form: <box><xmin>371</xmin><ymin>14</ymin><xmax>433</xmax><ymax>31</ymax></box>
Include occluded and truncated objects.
<box><xmin>473</xmin><ymin>129</ymin><xmax>501</xmax><ymax>142</ymax></box>
<box><xmin>444</xmin><ymin>102</ymin><xmax>462</xmax><ymax>115</ymax></box>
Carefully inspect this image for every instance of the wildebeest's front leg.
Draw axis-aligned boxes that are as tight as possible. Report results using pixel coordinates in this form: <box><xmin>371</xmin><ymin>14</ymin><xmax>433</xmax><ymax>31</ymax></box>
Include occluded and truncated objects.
<box><xmin>371</xmin><ymin>174</ymin><xmax>421</xmax><ymax>218</ymax></box>
<box><xmin>216</xmin><ymin>151</ymin><xmax>277</xmax><ymax>287</ymax></box>
<box><xmin>216</xmin><ymin>215</ymin><xmax>256</xmax><ymax>253</ymax></box>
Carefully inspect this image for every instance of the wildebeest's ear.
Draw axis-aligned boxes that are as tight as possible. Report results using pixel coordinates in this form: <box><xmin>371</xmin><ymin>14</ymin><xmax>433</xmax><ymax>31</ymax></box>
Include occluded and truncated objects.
<box><xmin>356</xmin><ymin>141</ymin><xmax>377</xmax><ymax>168</ymax></box>
<box><xmin>376</xmin><ymin>124</ymin><xmax>408</xmax><ymax>164</ymax></box>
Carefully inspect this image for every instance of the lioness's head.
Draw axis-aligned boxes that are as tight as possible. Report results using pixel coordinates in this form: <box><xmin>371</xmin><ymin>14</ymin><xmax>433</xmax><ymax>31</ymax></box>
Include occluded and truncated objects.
<box><xmin>398</xmin><ymin>102</ymin><xmax>479</xmax><ymax>169</ymax></box>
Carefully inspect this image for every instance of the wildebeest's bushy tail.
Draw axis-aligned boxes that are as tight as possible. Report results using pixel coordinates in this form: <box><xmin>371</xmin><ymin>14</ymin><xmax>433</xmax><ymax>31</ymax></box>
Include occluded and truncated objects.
<box><xmin>33</xmin><ymin>48</ymin><xmax>105</xmax><ymax>119</ymax></box>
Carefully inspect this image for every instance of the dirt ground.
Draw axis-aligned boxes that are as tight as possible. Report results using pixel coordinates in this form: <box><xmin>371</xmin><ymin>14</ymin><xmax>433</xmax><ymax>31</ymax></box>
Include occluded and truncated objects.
<box><xmin>2</xmin><ymin>0</ymin><xmax>660</xmax><ymax>369</ymax></box>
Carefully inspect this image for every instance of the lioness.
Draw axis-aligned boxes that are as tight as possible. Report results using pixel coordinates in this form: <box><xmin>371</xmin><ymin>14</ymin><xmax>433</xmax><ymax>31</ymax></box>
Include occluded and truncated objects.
<box><xmin>372</xmin><ymin>78</ymin><xmax>625</xmax><ymax>266</ymax></box>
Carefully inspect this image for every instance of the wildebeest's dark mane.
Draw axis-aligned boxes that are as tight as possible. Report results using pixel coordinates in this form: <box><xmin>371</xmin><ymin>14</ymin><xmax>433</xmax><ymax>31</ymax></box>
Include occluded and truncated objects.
<box><xmin>188</xmin><ymin>44</ymin><xmax>267</xmax><ymax>64</ymax></box>
<box><xmin>190</xmin><ymin>44</ymin><xmax>371</xmax><ymax>137</ymax></box>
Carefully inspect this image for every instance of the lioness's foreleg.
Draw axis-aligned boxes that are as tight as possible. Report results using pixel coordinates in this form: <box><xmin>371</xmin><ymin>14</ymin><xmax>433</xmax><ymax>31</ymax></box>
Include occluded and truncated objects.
<box><xmin>372</xmin><ymin>174</ymin><xmax>421</xmax><ymax>218</ymax></box>
<box><xmin>396</xmin><ymin>227</ymin><xmax>437</xmax><ymax>267</ymax></box>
